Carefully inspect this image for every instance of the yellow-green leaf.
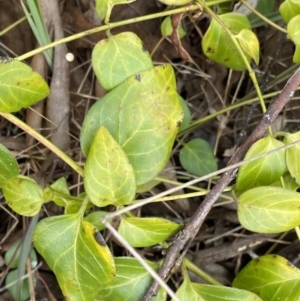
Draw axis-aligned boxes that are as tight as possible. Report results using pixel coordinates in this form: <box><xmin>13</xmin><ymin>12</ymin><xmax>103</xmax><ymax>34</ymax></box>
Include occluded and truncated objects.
<box><xmin>279</xmin><ymin>0</ymin><xmax>300</xmax><ymax>24</ymax></box>
<box><xmin>92</xmin><ymin>32</ymin><xmax>153</xmax><ymax>91</ymax></box>
<box><xmin>81</xmin><ymin>65</ymin><xmax>183</xmax><ymax>185</ymax></box>
<box><xmin>118</xmin><ymin>217</ymin><xmax>182</xmax><ymax>247</ymax></box>
<box><xmin>2</xmin><ymin>175</ymin><xmax>43</xmax><ymax>216</ymax></box>
<box><xmin>287</xmin><ymin>15</ymin><xmax>300</xmax><ymax>45</ymax></box>
<box><xmin>0</xmin><ymin>144</ymin><xmax>19</xmax><ymax>187</ymax></box>
<box><xmin>286</xmin><ymin>131</ymin><xmax>300</xmax><ymax>185</ymax></box>
<box><xmin>233</xmin><ymin>255</ymin><xmax>300</xmax><ymax>301</ymax></box>
<box><xmin>33</xmin><ymin>215</ymin><xmax>116</xmax><ymax>301</ymax></box>
<box><xmin>84</xmin><ymin>126</ymin><xmax>136</xmax><ymax>207</ymax></box>
<box><xmin>238</xmin><ymin>186</ymin><xmax>300</xmax><ymax>233</ymax></box>
<box><xmin>95</xmin><ymin>0</ymin><xmax>136</xmax><ymax>21</ymax></box>
<box><xmin>235</xmin><ymin>137</ymin><xmax>286</xmax><ymax>194</ymax></box>
<box><xmin>161</xmin><ymin>17</ymin><xmax>186</xmax><ymax>38</ymax></box>
<box><xmin>175</xmin><ymin>280</ymin><xmax>262</xmax><ymax>301</ymax></box>
<box><xmin>202</xmin><ymin>13</ymin><xmax>252</xmax><ymax>71</ymax></box>
<box><xmin>0</xmin><ymin>58</ymin><xmax>49</xmax><ymax>112</ymax></box>
<box><xmin>236</xmin><ymin>29</ymin><xmax>260</xmax><ymax>65</ymax></box>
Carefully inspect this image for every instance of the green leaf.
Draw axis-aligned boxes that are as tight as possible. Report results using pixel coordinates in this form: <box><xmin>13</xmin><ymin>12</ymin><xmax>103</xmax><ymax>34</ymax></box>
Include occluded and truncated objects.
<box><xmin>286</xmin><ymin>131</ymin><xmax>300</xmax><ymax>185</ymax></box>
<box><xmin>84</xmin><ymin>126</ymin><xmax>136</xmax><ymax>207</ymax></box>
<box><xmin>0</xmin><ymin>58</ymin><xmax>49</xmax><ymax>112</ymax></box>
<box><xmin>0</xmin><ymin>144</ymin><xmax>19</xmax><ymax>187</ymax></box>
<box><xmin>293</xmin><ymin>44</ymin><xmax>300</xmax><ymax>63</ymax></box>
<box><xmin>118</xmin><ymin>217</ymin><xmax>182</xmax><ymax>247</ymax></box>
<box><xmin>270</xmin><ymin>172</ymin><xmax>299</xmax><ymax>190</ymax></box>
<box><xmin>235</xmin><ymin>137</ymin><xmax>286</xmax><ymax>194</ymax></box>
<box><xmin>179</xmin><ymin>138</ymin><xmax>217</xmax><ymax>177</ymax></box>
<box><xmin>174</xmin><ymin>280</ymin><xmax>262</xmax><ymax>301</ymax></box>
<box><xmin>2</xmin><ymin>175</ymin><xmax>43</xmax><ymax>216</ymax></box>
<box><xmin>84</xmin><ymin>211</ymin><xmax>109</xmax><ymax>231</ymax></box>
<box><xmin>43</xmin><ymin>178</ymin><xmax>86</xmax><ymax>214</ymax></box>
<box><xmin>233</xmin><ymin>254</ymin><xmax>300</xmax><ymax>301</ymax></box>
<box><xmin>236</xmin><ymin>29</ymin><xmax>260</xmax><ymax>65</ymax></box>
<box><xmin>4</xmin><ymin>238</ymin><xmax>37</xmax><ymax>269</ymax></box>
<box><xmin>33</xmin><ymin>214</ymin><xmax>116</xmax><ymax>301</ymax></box>
<box><xmin>81</xmin><ymin>65</ymin><xmax>183</xmax><ymax>185</ymax></box>
<box><xmin>96</xmin><ymin>257</ymin><xmax>165</xmax><ymax>301</ymax></box>
<box><xmin>161</xmin><ymin>17</ymin><xmax>186</xmax><ymax>38</ymax></box>
<box><xmin>95</xmin><ymin>0</ymin><xmax>136</xmax><ymax>21</ymax></box>
<box><xmin>202</xmin><ymin>13</ymin><xmax>252</xmax><ymax>71</ymax></box>
<box><xmin>5</xmin><ymin>270</ymin><xmax>37</xmax><ymax>301</ymax></box>
<box><xmin>158</xmin><ymin>0</ymin><xmax>192</xmax><ymax>5</ymax></box>
<box><xmin>238</xmin><ymin>186</ymin><xmax>300</xmax><ymax>233</ymax></box>
<box><xmin>279</xmin><ymin>0</ymin><xmax>300</xmax><ymax>24</ymax></box>
<box><xmin>178</xmin><ymin>95</ymin><xmax>191</xmax><ymax>131</ymax></box>
<box><xmin>287</xmin><ymin>15</ymin><xmax>300</xmax><ymax>45</ymax></box>
<box><xmin>248</xmin><ymin>0</ymin><xmax>275</xmax><ymax>26</ymax></box>
<box><xmin>92</xmin><ymin>32</ymin><xmax>153</xmax><ymax>90</ymax></box>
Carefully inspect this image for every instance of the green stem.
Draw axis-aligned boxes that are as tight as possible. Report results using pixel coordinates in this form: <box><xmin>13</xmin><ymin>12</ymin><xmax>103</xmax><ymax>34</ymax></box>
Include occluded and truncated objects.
<box><xmin>183</xmin><ymin>258</ymin><xmax>223</xmax><ymax>286</ymax></box>
<box><xmin>0</xmin><ymin>16</ymin><xmax>27</xmax><ymax>36</ymax></box>
<box><xmin>16</xmin><ymin>1</ymin><xmax>228</xmax><ymax>61</ymax></box>
<box><xmin>0</xmin><ymin>112</ymin><xmax>84</xmax><ymax>176</ymax></box>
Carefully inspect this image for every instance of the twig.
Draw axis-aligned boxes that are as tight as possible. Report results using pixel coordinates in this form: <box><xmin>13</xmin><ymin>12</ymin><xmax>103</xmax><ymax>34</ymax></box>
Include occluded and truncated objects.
<box><xmin>143</xmin><ymin>66</ymin><xmax>300</xmax><ymax>301</ymax></box>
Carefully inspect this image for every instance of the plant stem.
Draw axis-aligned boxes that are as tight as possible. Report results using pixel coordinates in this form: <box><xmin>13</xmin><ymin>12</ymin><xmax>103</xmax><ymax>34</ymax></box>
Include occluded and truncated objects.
<box><xmin>239</xmin><ymin>0</ymin><xmax>287</xmax><ymax>34</ymax></box>
<box><xmin>0</xmin><ymin>113</ymin><xmax>84</xmax><ymax>176</ymax></box>
<box><xmin>183</xmin><ymin>258</ymin><xmax>223</xmax><ymax>286</ymax></box>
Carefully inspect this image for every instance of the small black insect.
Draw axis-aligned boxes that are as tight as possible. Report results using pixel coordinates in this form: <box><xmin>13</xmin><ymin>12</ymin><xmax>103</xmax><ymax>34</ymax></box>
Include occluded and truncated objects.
<box><xmin>135</xmin><ymin>73</ymin><xmax>141</xmax><ymax>82</ymax></box>
<box><xmin>94</xmin><ymin>231</ymin><xmax>106</xmax><ymax>246</ymax></box>
<box><xmin>177</xmin><ymin>120</ymin><xmax>182</xmax><ymax>127</ymax></box>
<box><xmin>0</xmin><ymin>56</ymin><xmax>13</xmax><ymax>64</ymax></box>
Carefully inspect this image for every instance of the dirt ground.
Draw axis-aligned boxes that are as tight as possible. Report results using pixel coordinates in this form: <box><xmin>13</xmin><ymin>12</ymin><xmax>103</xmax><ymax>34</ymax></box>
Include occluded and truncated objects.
<box><xmin>1</xmin><ymin>1</ymin><xmax>300</xmax><ymax>300</ymax></box>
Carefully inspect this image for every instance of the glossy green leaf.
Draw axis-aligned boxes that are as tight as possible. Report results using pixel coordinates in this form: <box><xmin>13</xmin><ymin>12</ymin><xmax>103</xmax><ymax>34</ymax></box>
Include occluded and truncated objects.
<box><xmin>2</xmin><ymin>175</ymin><xmax>43</xmax><ymax>216</ymax></box>
<box><xmin>238</xmin><ymin>186</ymin><xmax>300</xmax><ymax>233</ymax></box>
<box><xmin>0</xmin><ymin>58</ymin><xmax>49</xmax><ymax>112</ymax></box>
<box><xmin>233</xmin><ymin>254</ymin><xmax>300</xmax><ymax>301</ymax></box>
<box><xmin>178</xmin><ymin>95</ymin><xmax>191</xmax><ymax>131</ymax></box>
<box><xmin>0</xmin><ymin>144</ymin><xmax>19</xmax><ymax>187</ymax></box>
<box><xmin>279</xmin><ymin>0</ymin><xmax>300</xmax><ymax>24</ymax></box>
<box><xmin>4</xmin><ymin>238</ymin><xmax>37</xmax><ymax>269</ymax></box>
<box><xmin>92</xmin><ymin>32</ymin><xmax>153</xmax><ymax>91</ymax></box>
<box><xmin>84</xmin><ymin>126</ymin><xmax>136</xmax><ymax>207</ymax></box>
<box><xmin>118</xmin><ymin>217</ymin><xmax>182</xmax><ymax>247</ymax></box>
<box><xmin>236</xmin><ymin>29</ymin><xmax>259</xmax><ymax>65</ymax></box>
<box><xmin>95</xmin><ymin>0</ymin><xmax>136</xmax><ymax>21</ymax></box>
<box><xmin>287</xmin><ymin>15</ymin><xmax>300</xmax><ymax>45</ymax></box>
<box><xmin>179</xmin><ymin>138</ymin><xmax>217</xmax><ymax>177</ymax></box>
<box><xmin>5</xmin><ymin>270</ymin><xmax>37</xmax><ymax>301</ymax></box>
<box><xmin>34</xmin><ymin>214</ymin><xmax>116</xmax><ymax>301</ymax></box>
<box><xmin>235</xmin><ymin>137</ymin><xmax>286</xmax><ymax>194</ymax></box>
<box><xmin>174</xmin><ymin>280</ymin><xmax>262</xmax><ymax>301</ymax></box>
<box><xmin>285</xmin><ymin>131</ymin><xmax>300</xmax><ymax>185</ymax></box>
<box><xmin>161</xmin><ymin>17</ymin><xmax>186</xmax><ymax>38</ymax></box>
<box><xmin>202</xmin><ymin>13</ymin><xmax>252</xmax><ymax>71</ymax></box>
<box><xmin>81</xmin><ymin>65</ymin><xmax>183</xmax><ymax>185</ymax></box>
<box><xmin>96</xmin><ymin>257</ymin><xmax>165</xmax><ymax>301</ymax></box>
